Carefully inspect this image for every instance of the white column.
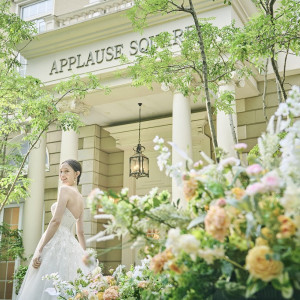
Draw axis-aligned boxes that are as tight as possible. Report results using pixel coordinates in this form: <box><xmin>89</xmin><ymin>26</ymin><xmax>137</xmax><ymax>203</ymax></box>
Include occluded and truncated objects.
<box><xmin>60</xmin><ymin>129</ymin><xmax>78</xmax><ymax>163</ymax></box>
<box><xmin>121</xmin><ymin>149</ymin><xmax>136</xmax><ymax>269</ymax></box>
<box><xmin>172</xmin><ymin>91</ymin><xmax>193</xmax><ymax>207</ymax></box>
<box><xmin>23</xmin><ymin>136</ymin><xmax>46</xmax><ymax>260</ymax></box>
<box><xmin>217</xmin><ymin>83</ymin><xmax>238</xmax><ymax>157</ymax></box>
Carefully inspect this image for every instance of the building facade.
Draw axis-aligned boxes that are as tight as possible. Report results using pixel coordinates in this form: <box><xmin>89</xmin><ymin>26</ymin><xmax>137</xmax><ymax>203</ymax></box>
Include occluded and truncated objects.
<box><xmin>1</xmin><ymin>0</ymin><xmax>299</xmax><ymax>299</ymax></box>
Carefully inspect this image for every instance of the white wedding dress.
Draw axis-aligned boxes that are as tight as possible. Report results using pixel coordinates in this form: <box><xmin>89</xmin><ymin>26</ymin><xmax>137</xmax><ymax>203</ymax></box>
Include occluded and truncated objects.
<box><xmin>17</xmin><ymin>202</ymin><xmax>91</xmax><ymax>300</ymax></box>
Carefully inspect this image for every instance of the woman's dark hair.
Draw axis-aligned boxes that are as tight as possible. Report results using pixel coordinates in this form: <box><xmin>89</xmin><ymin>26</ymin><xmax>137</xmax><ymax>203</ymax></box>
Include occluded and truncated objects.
<box><xmin>61</xmin><ymin>159</ymin><xmax>82</xmax><ymax>185</ymax></box>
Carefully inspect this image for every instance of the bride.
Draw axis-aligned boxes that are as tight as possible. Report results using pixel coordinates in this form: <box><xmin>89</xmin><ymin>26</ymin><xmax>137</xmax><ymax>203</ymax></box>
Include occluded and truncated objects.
<box><xmin>17</xmin><ymin>159</ymin><xmax>92</xmax><ymax>299</ymax></box>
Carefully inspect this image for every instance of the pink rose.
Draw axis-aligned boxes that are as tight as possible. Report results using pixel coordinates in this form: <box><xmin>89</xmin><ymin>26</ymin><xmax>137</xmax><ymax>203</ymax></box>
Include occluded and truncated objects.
<box><xmin>216</xmin><ymin>198</ymin><xmax>226</xmax><ymax>207</ymax></box>
<box><xmin>246</xmin><ymin>182</ymin><xmax>267</xmax><ymax>196</ymax></box>
<box><xmin>234</xmin><ymin>143</ymin><xmax>247</xmax><ymax>151</ymax></box>
<box><xmin>246</xmin><ymin>164</ymin><xmax>263</xmax><ymax>176</ymax></box>
<box><xmin>261</xmin><ymin>172</ymin><xmax>281</xmax><ymax>192</ymax></box>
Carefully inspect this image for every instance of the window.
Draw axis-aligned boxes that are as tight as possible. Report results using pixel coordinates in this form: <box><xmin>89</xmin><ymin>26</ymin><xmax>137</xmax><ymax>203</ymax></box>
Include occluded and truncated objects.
<box><xmin>0</xmin><ymin>205</ymin><xmax>23</xmax><ymax>300</ymax></box>
<box><xmin>21</xmin><ymin>0</ymin><xmax>53</xmax><ymax>21</ymax></box>
<box><xmin>21</xmin><ymin>0</ymin><xmax>53</xmax><ymax>33</ymax></box>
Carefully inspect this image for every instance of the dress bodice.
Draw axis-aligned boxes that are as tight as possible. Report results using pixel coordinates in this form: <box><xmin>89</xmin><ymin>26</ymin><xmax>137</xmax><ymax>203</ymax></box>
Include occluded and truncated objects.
<box><xmin>51</xmin><ymin>202</ymin><xmax>77</xmax><ymax>231</ymax></box>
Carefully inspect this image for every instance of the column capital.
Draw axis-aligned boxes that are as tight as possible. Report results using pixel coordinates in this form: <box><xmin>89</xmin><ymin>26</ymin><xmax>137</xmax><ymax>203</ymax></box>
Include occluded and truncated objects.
<box><xmin>219</xmin><ymin>71</ymin><xmax>245</xmax><ymax>90</ymax></box>
<box><xmin>57</xmin><ymin>98</ymin><xmax>91</xmax><ymax>115</ymax></box>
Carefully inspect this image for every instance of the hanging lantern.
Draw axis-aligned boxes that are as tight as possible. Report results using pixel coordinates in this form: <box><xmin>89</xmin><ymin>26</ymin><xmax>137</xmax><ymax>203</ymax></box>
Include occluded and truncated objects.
<box><xmin>129</xmin><ymin>103</ymin><xmax>149</xmax><ymax>179</ymax></box>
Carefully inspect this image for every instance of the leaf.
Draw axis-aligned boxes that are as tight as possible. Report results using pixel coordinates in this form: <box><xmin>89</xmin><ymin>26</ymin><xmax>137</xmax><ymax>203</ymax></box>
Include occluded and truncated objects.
<box><xmin>221</xmin><ymin>260</ymin><xmax>234</xmax><ymax>277</ymax></box>
<box><xmin>187</xmin><ymin>214</ymin><xmax>206</xmax><ymax>230</ymax></box>
<box><xmin>245</xmin><ymin>280</ymin><xmax>267</xmax><ymax>298</ymax></box>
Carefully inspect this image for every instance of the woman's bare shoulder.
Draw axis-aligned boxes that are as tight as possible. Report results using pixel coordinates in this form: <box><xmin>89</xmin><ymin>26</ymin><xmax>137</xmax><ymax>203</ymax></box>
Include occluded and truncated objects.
<box><xmin>59</xmin><ymin>185</ymin><xmax>79</xmax><ymax>195</ymax></box>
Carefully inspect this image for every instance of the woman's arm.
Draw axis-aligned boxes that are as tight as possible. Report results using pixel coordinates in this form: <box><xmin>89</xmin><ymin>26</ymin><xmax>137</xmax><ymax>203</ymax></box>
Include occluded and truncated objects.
<box><xmin>32</xmin><ymin>186</ymin><xmax>69</xmax><ymax>268</ymax></box>
<box><xmin>76</xmin><ymin>212</ymin><xmax>86</xmax><ymax>250</ymax></box>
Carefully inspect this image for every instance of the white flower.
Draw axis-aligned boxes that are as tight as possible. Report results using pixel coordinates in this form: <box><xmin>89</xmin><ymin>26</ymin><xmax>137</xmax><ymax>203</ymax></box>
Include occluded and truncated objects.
<box><xmin>153</xmin><ymin>136</ymin><xmax>164</xmax><ymax>144</ymax></box>
<box><xmin>126</xmin><ymin>271</ymin><xmax>133</xmax><ymax>278</ymax></box>
<box><xmin>275</xmin><ymin>103</ymin><xmax>289</xmax><ymax>117</ymax></box>
<box><xmin>120</xmin><ymin>187</ymin><xmax>129</xmax><ymax>196</ymax></box>
<box><xmin>280</xmin><ymin>185</ymin><xmax>300</xmax><ymax>216</ymax></box>
<box><xmin>92</xmin><ymin>266</ymin><xmax>102</xmax><ymax>277</ymax></box>
<box><xmin>178</xmin><ymin>234</ymin><xmax>200</xmax><ymax>261</ymax></box>
<box><xmin>218</xmin><ymin>157</ymin><xmax>240</xmax><ymax>170</ymax></box>
<box><xmin>166</xmin><ymin>228</ymin><xmax>181</xmax><ymax>251</ymax></box>
<box><xmin>149</xmin><ymin>187</ymin><xmax>159</xmax><ymax>198</ymax></box>
<box><xmin>154</xmin><ymin>145</ymin><xmax>160</xmax><ymax>151</ymax></box>
<box><xmin>198</xmin><ymin>246</ymin><xmax>225</xmax><ymax>264</ymax></box>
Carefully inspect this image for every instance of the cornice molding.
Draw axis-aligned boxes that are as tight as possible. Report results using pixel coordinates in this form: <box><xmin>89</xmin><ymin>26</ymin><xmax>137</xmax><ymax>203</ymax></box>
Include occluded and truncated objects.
<box><xmin>19</xmin><ymin>0</ymin><xmax>226</xmax><ymax>59</ymax></box>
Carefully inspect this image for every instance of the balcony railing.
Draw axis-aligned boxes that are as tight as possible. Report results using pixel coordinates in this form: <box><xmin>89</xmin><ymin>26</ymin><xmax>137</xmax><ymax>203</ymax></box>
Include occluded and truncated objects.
<box><xmin>39</xmin><ymin>0</ymin><xmax>134</xmax><ymax>32</ymax></box>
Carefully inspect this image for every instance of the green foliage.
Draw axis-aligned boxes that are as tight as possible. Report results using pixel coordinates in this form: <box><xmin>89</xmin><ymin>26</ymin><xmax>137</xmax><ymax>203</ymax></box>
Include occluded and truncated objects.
<box><xmin>0</xmin><ymin>223</ymin><xmax>25</xmax><ymax>261</ymax></box>
<box><xmin>0</xmin><ymin>2</ymin><xmax>107</xmax><ymax>210</ymax></box>
<box><xmin>13</xmin><ymin>265</ymin><xmax>28</xmax><ymax>295</ymax></box>
<box><xmin>128</xmin><ymin>21</ymin><xmax>246</xmax><ymax>107</ymax></box>
<box><xmin>230</xmin><ymin>0</ymin><xmax>300</xmax><ymax>101</ymax></box>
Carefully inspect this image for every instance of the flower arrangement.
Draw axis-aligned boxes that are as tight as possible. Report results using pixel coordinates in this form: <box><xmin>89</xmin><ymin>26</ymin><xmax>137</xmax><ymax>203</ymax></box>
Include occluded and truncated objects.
<box><xmin>47</xmin><ymin>86</ymin><xmax>300</xmax><ymax>299</ymax></box>
<box><xmin>84</xmin><ymin>86</ymin><xmax>300</xmax><ymax>299</ymax></box>
<box><xmin>43</xmin><ymin>258</ymin><xmax>163</xmax><ymax>300</ymax></box>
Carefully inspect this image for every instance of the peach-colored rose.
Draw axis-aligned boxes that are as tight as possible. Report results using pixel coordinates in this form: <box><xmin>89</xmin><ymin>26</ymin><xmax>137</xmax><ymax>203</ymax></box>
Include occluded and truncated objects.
<box><xmin>138</xmin><ymin>281</ymin><xmax>149</xmax><ymax>288</ymax></box>
<box><xmin>231</xmin><ymin>187</ymin><xmax>245</xmax><ymax>200</ymax></box>
<box><xmin>104</xmin><ymin>276</ymin><xmax>116</xmax><ymax>285</ymax></box>
<box><xmin>149</xmin><ymin>248</ymin><xmax>173</xmax><ymax>273</ymax></box>
<box><xmin>277</xmin><ymin>215</ymin><xmax>296</xmax><ymax>238</ymax></box>
<box><xmin>245</xmin><ymin>245</ymin><xmax>283</xmax><ymax>282</ymax></box>
<box><xmin>103</xmin><ymin>286</ymin><xmax>119</xmax><ymax>300</ymax></box>
<box><xmin>147</xmin><ymin>229</ymin><xmax>160</xmax><ymax>240</ymax></box>
<box><xmin>183</xmin><ymin>176</ymin><xmax>198</xmax><ymax>201</ymax></box>
<box><xmin>204</xmin><ymin>206</ymin><xmax>230</xmax><ymax>242</ymax></box>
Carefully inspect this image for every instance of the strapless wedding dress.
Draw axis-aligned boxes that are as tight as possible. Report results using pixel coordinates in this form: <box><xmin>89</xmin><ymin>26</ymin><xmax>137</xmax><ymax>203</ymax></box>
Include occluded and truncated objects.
<box><xmin>17</xmin><ymin>202</ymin><xmax>91</xmax><ymax>300</ymax></box>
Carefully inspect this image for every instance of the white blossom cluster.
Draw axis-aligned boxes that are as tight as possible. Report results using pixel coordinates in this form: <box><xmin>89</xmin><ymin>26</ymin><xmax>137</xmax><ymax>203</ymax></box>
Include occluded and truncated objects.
<box><xmin>153</xmin><ymin>136</ymin><xmax>185</xmax><ymax>185</ymax></box>
<box><xmin>166</xmin><ymin>228</ymin><xmax>225</xmax><ymax>264</ymax></box>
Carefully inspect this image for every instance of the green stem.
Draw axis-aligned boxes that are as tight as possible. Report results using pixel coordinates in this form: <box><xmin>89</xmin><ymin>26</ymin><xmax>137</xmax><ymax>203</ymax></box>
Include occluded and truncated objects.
<box><xmin>223</xmin><ymin>256</ymin><xmax>246</xmax><ymax>271</ymax></box>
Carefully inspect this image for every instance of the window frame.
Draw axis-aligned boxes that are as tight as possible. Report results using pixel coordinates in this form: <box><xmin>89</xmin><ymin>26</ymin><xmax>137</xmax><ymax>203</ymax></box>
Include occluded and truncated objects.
<box><xmin>0</xmin><ymin>203</ymin><xmax>24</xmax><ymax>300</ymax></box>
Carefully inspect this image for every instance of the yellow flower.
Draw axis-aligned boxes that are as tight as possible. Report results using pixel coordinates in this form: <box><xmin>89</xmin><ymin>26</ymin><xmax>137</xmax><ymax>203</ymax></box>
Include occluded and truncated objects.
<box><xmin>261</xmin><ymin>227</ymin><xmax>273</xmax><ymax>240</ymax></box>
<box><xmin>231</xmin><ymin>187</ymin><xmax>245</xmax><ymax>200</ymax></box>
<box><xmin>246</xmin><ymin>245</ymin><xmax>283</xmax><ymax>282</ymax></box>
<box><xmin>96</xmin><ymin>292</ymin><xmax>104</xmax><ymax>300</ymax></box>
<box><xmin>255</xmin><ymin>237</ymin><xmax>268</xmax><ymax>246</ymax></box>
<box><xmin>277</xmin><ymin>215</ymin><xmax>296</xmax><ymax>238</ymax></box>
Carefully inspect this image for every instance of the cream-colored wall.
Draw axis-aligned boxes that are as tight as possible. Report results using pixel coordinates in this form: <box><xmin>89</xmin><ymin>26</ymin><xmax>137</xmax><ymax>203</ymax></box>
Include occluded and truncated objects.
<box><xmin>54</xmin><ymin>0</ymin><xmax>89</xmax><ymax>16</ymax></box>
<box><xmin>236</xmin><ymin>74</ymin><xmax>300</xmax><ymax>151</ymax></box>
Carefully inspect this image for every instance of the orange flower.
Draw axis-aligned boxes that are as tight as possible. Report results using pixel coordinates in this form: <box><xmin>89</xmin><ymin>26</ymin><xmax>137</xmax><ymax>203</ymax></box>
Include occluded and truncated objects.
<box><xmin>169</xmin><ymin>263</ymin><xmax>182</xmax><ymax>274</ymax></box>
<box><xmin>277</xmin><ymin>215</ymin><xmax>296</xmax><ymax>238</ymax></box>
<box><xmin>231</xmin><ymin>187</ymin><xmax>245</xmax><ymax>200</ymax></box>
<box><xmin>246</xmin><ymin>245</ymin><xmax>283</xmax><ymax>282</ymax></box>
